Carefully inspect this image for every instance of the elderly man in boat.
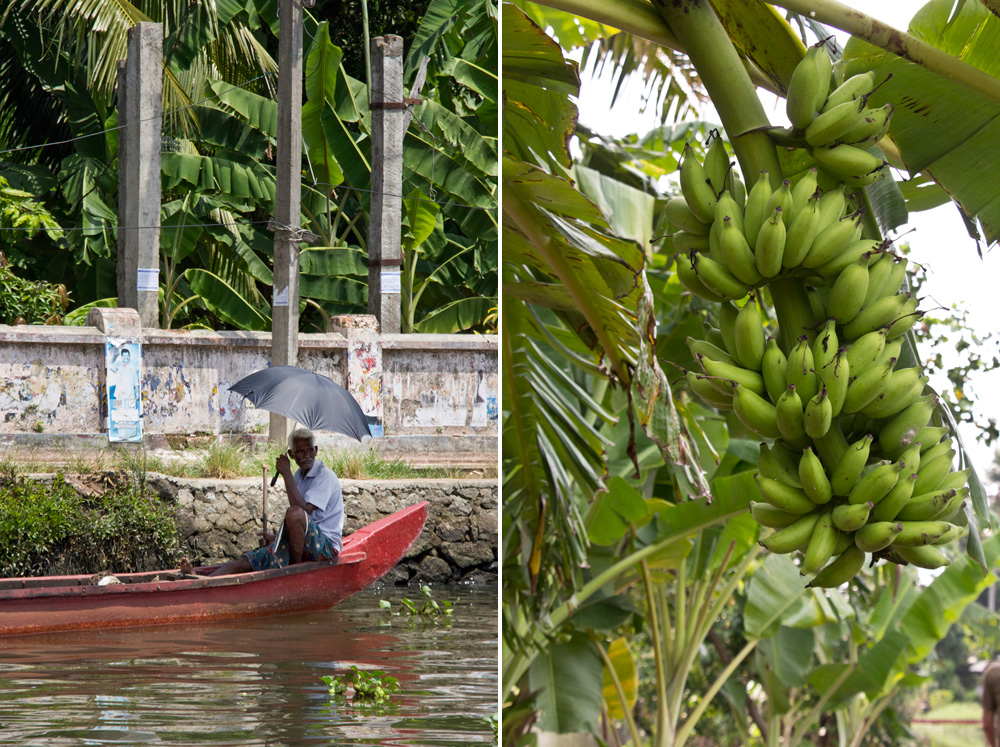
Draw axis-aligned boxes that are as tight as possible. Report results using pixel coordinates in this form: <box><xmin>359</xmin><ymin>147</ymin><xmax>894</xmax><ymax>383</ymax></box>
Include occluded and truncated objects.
<box><xmin>209</xmin><ymin>428</ymin><xmax>343</xmax><ymax>576</ymax></box>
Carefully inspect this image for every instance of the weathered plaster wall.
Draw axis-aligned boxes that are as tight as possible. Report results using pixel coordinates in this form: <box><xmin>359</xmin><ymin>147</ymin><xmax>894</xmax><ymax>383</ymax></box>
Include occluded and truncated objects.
<box><xmin>0</xmin><ymin>324</ymin><xmax>497</xmax><ymax>455</ymax></box>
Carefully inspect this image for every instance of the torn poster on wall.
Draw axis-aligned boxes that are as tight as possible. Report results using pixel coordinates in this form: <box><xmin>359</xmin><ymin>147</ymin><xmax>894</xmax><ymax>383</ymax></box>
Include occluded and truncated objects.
<box><xmin>106</xmin><ymin>338</ymin><xmax>142</xmax><ymax>442</ymax></box>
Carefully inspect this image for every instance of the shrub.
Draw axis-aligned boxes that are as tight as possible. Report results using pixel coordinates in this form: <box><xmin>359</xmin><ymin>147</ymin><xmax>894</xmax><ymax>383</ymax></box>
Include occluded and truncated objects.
<box><xmin>0</xmin><ymin>470</ymin><xmax>181</xmax><ymax>577</ymax></box>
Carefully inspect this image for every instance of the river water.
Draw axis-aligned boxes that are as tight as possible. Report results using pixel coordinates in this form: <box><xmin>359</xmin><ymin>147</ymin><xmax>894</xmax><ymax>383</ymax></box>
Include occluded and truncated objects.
<box><xmin>0</xmin><ymin>582</ymin><xmax>498</xmax><ymax>746</ymax></box>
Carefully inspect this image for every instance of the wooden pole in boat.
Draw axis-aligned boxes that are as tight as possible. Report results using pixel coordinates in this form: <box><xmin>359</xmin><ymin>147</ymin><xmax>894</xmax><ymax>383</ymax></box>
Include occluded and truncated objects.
<box><xmin>262</xmin><ymin>464</ymin><xmax>269</xmax><ymax>536</ymax></box>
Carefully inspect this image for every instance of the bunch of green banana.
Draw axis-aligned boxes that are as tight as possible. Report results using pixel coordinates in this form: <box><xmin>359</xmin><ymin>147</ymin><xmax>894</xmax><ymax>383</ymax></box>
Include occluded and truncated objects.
<box><xmin>668</xmin><ymin>67</ymin><xmax>972</xmax><ymax>587</ymax></box>
<box><xmin>781</xmin><ymin>40</ymin><xmax>894</xmax><ymax>185</ymax></box>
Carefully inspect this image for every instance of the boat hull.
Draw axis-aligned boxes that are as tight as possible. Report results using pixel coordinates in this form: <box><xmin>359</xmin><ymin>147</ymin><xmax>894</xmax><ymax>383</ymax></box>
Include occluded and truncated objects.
<box><xmin>0</xmin><ymin>501</ymin><xmax>428</xmax><ymax>636</ymax></box>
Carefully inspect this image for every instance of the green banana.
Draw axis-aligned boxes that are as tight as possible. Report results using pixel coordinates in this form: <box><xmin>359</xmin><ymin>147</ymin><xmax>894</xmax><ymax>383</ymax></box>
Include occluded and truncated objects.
<box><xmin>804</xmin><ymin>386</ymin><xmax>833</xmax><ymax>438</ymax></box>
<box><xmin>790</xmin><ymin>167</ymin><xmax>819</xmax><ymax>207</ymax></box>
<box><xmin>762</xmin><ymin>338</ymin><xmax>789</xmax><ymax>403</ymax></box>
<box><xmin>813</xmin><ymin>239</ymin><xmax>881</xmax><ymax>280</ymax></box>
<box><xmin>818</xmin><ymin>349</ymin><xmax>849</xmax><ymax>417</ymax></box>
<box><xmin>892</xmin><ymin>543</ymin><xmax>951</xmax><ymax>569</ymax></box>
<box><xmin>896</xmin><ymin>486</ymin><xmax>968</xmax><ymax>522</ymax></box>
<box><xmin>916</xmin><ymin>426</ymin><xmax>949</xmax><ymax>451</ymax></box>
<box><xmin>786</xmin><ymin>336</ymin><xmax>819</xmax><ymax>405</ymax></box>
<box><xmin>719</xmin><ymin>301</ymin><xmax>739</xmax><ymax>359</ymax></box>
<box><xmin>805</xmin><ymin>98</ymin><xmax>867</xmax><ymax>147</ymax></box>
<box><xmin>817</xmin><ymin>184</ymin><xmax>846</xmax><ymax>227</ymax></box>
<box><xmin>754</xmin><ymin>207</ymin><xmax>787</xmax><ymax>278</ymax></box>
<box><xmin>885</xmin><ymin>299</ymin><xmax>922</xmax><ymax>341</ymax></box>
<box><xmin>675</xmin><ymin>253</ymin><xmax>729</xmax><ymax>302</ymax></box>
<box><xmin>758</xmin><ymin>441</ymin><xmax>802</xmax><ymax>488</ymax></box>
<box><xmin>760</xmin><ymin>511</ymin><xmax>822</xmax><ymax>554</ymax></box>
<box><xmin>743</xmin><ymin>171</ymin><xmax>772</xmax><ymax>249</ymax></box>
<box><xmin>919</xmin><ymin>438</ymin><xmax>954</xmax><ymax>465</ymax></box>
<box><xmin>697</xmin><ymin>353</ymin><xmax>767</xmax><ymax>397</ymax></box>
<box><xmin>686</xmin><ymin>337</ymin><xmax>737</xmax><ymax>366</ymax></box>
<box><xmin>912</xmin><ymin>450</ymin><xmax>956</xmax><ymax>495</ymax></box>
<box><xmin>801</xmin><ymin>509</ymin><xmax>839</xmax><ymax>576</ymax></box>
<box><xmin>766</xmin><ymin>178</ymin><xmax>794</xmax><ymax>221</ymax></box>
<box><xmin>832</xmin><ymin>499</ymin><xmax>874</xmax><ymax>532</ymax></box>
<box><xmin>704</xmin><ymin>133</ymin><xmax>732</xmax><ymax>194</ymax></box>
<box><xmin>811</xmin><ymin>320</ymin><xmax>839</xmax><ymax>373</ymax></box>
<box><xmin>821</xmin><ymin>71</ymin><xmax>876</xmax><ymax>112</ymax></box>
<box><xmin>827</xmin><ymin>256</ymin><xmax>871</xmax><ymax>324</ymax></box>
<box><xmin>692</xmin><ymin>252</ymin><xmax>752</xmax><ymax>300</ymax></box>
<box><xmin>811</xmin><ymin>143</ymin><xmax>885</xmax><ymax>179</ymax></box>
<box><xmin>802</xmin><ymin>212</ymin><xmax>863</xmax><ymax>268</ymax></box>
<box><xmin>673</xmin><ymin>230</ymin><xmax>711</xmax><ymax>254</ymax></box>
<box><xmin>847</xmin><ymin>460</ymin><xmax>902</xmax><ymax>505</ymax></box>
<box><xmin>781</xmin><ymin>196</ymin><xmax>821</xmax><ymax>269</ymax></box>
<box><xmin>719</xmin><ymin>217</ymin><xmax>765</xmax><ymax>288</ymax></box>
<box><xmin>860</xmin><ymin>368</ymin><xmax>927</xmax><ymax>420</ymax></box>
<box><xmin>734</xmin><ymin>294</ymin><xmax>767</xmax><ymax>371</ymax></box>
<box><xmin>854</xmin><ymin>520</ymin><xmax>903</xmax><ymax>552</ymax></box>
<box><xmin>714</xmin><ymin>189</ymin><xmax>745</xmax><ymax>233</ymax></box>
<box><xmin>841</xmin><ymin>354</ymin><xmax>893</xmax><ymax>415</ymax></box>
<box><xmin>865</xmin><ymin>254</ymin><xmax>907</xmax><ymax>304</ymax></box>
<box><xmin>755</xmin><ymin>474</ymin><xmax>818</xmax><ymax>514</ymax></box>
<box><xmin>843</xmin><ymin>293</ymin><xmax>915</xmax><ymax>341</ymax></box>
<box><xmin>679</xmin><ymin>143</ymin><xmax>718</xmax><ymax>222</ymax></box>
<box><xmin>841</xmin><ymin>103</ymin><xmax>894</xmax><ymax>145</ymax></box>
<box><xmin>896</xmin><ymin>441</ymin><xmax>924</xmax><ymax>476</ymax></box>
<box><xmin>750</xmin><ymin>500</ymin><xmax>802</xmax><ymax>529</ymax></box>
<box><xmin>870</xmin><ymin>472</ymin><xmax>918</xmax><ymax>522</ymax></box>
<box><xmin>733</xmin><ymin>384</ymin><xmax>782</xmax><ymax>439</ymax></box>
<box><xmin>845</xmin><ymin>328</ymin><xmax>888</xmax><ymax>372</ymax></box>
<box><xmin>831</xmin><ymin>433</ymin><xmax>873</xmax><ymax>496</ymax></box>
<box><xmin>935</xmin><ymin>468</ymin><xmax>970</xmax><ymax>494</ymax></box>
<box><xmin>776</xmin><ymin>385</ymin><xmax>806</xmax><ymax>440</ymax></box>
<box><xmin>665</xmin><ymin>196</ymin><xmax>711</xmax><ymax>235</ymax></box>
<box><xmin>786</xmin><ymin>44</ymin><xmax>831</xmax><ymax>129</ymax></box>
<box><xmin>891</xmin><ymin>520</ymin><xmax>955</xmax><ymax>548</ymax></box>
<box><xmin>878</xmin><ymin>396</ymin><xmax>938</xmax><ymax>459</ymax></box>
<box><xmin>808</xmin><ymin>544</ymin><xmax>866</xmax><ymax>588</ymax></box>
<box><xmin>686</xmin><ymin>371</ymin><xmax>735</xmax><ymax>410</ymax></box>
<box><xmin>728</xmin><ymin>168</ymin><xmax>747</xmax><ymax>209</ymax></box>
<box><xmin>798</xmin><ymin>446</ymin><xmax>833</xmax><ymax>505</ymax></box>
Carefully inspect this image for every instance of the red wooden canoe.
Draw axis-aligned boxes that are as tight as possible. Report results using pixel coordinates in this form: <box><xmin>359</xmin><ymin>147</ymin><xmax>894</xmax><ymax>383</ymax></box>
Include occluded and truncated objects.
<box><xmin>0</xmin><ymin>501</ymin><xmax>428</xmax><ymax>637</ymax></box>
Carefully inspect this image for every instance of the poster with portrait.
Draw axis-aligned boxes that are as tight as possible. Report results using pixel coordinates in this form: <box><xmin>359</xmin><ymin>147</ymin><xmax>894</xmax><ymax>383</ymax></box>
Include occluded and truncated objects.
<box><xmin>106</xmin><ymin>339</ymin><xmax>143</xmax><ymax>442</ymax></box>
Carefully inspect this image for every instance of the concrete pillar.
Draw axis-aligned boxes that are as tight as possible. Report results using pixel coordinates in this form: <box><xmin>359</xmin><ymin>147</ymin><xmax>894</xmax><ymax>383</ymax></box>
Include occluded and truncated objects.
<box><xmin>368</xmin><ymin>35</ymin><xmax>404</xmax><ymax>334</ymax></box>
<box><xmin>270</xmin><ymin>0</ymin><xmax>305</xmax><ymax>448</ymax></box>
<box><xmin>116</xmin><ymin>23</ymin><xmax>162</xmax><ymax>329</ymax></box>
<box><xmin>328</xmin><ymin>315</ymin><xmax>383</xmax><ymax>437</ymax></box>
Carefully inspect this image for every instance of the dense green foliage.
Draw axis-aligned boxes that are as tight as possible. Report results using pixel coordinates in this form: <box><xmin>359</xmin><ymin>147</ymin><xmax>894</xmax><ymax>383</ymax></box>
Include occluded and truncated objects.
<box><xmin>0</xmin><ymin>0</ymin><xmax>497</xmax><ymax>333</ymax></box>
<box><xmin>0</xmin><ymin>471</ymin><xmax>181</xmax><ymax>577</ymax></box>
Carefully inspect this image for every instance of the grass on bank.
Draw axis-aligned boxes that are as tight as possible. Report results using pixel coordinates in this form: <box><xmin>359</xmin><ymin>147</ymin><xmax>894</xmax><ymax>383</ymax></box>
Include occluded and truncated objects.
<box><xmin>0</xmin><ymin>441</ymin><xmax>497</xmax><ymax>481</ymax></box>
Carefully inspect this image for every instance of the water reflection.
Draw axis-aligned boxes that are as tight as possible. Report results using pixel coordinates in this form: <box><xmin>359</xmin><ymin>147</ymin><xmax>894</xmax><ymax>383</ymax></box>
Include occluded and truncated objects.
<box><xmin>0</xmin><ymin>582</ymin><xmax>498</xmax><ymax>745</ymax></box>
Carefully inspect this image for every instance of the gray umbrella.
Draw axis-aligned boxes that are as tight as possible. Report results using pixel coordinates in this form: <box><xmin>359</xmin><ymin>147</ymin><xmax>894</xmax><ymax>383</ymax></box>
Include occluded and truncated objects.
<box><xmin>229</xmin><ymin>365</ymin><xmax>372</xmax><ymax>441</ymax></box>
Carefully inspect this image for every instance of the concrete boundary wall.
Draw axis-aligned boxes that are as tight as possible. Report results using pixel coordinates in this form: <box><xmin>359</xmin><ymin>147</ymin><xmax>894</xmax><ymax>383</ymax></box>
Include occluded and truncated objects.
<box><xmin>0</xmin><ymin>322</ymin><xmax>498</xmax><ymax>459</ymax></box>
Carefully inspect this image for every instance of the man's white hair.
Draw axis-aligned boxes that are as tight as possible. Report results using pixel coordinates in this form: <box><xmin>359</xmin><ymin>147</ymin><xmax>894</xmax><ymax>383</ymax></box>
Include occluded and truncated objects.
<box><xmin>288</xmin><ymin>427</ymin><xmax>316</xmax><ymax>450</ymax></box>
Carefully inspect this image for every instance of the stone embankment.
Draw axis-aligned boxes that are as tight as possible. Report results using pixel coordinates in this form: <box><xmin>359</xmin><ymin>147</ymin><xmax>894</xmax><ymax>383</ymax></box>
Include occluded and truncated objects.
<box><xmin>146</xmin><ymin>475</ymin><xmax>498</xmax><ymax>583</ymax></box>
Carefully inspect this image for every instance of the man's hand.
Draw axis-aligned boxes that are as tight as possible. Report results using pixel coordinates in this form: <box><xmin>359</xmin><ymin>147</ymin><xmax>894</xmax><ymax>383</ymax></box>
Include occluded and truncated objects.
<box><xmin>258</xmin><ymin>531</ymin><xmax>276</xmax><ymax>547</ymax></box>
<box><xmin>276</xmin><ymin>452</ymin><xmax>292</xmax><ymax>478</ymax></box>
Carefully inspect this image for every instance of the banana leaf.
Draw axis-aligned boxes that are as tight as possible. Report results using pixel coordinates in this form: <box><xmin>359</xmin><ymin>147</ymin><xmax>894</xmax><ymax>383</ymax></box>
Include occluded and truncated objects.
<box><xmin>185</xmin><ymin>268</ymin><xmax>270</xmax><ymax>330</ymax></box>
<box><xmin>413</xmin><ymin>295</ymin><xmax>496</xmax><ymax>333</ymax></box>
<box><xmin>299</xmin><ymin>275</ymin><xmax>367</xmax><ymax>306</ymax></box>
<box><xmin>207</xmin><ymin>79</ymin><xmax>278</xmax><ymax>138</ymax></box>
<box><xmin>299</xmin><ymin>247</ymin><xmax>368</xmax><ymax>276</ymax></box>
<box><xmin>302</xmin><ymin>23</ymin><xmax>345</xmax><ymax>189</ymax></box>
<box><xmin>601</xmin><ymin>638</ymin><xmax>638</xmax><ymax>721</ymax></box>
<box><xmin>843</xmin><ymin>0</ymin><xmax>1000</xmax><ymax>245</ymax></box>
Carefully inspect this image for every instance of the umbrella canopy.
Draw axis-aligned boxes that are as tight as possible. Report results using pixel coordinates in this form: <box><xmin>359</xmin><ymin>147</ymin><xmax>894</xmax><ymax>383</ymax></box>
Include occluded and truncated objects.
<box><xmin>229</xmin><ymin>365</ymin><xmax>372</xmax><ymax>441</ymax></box>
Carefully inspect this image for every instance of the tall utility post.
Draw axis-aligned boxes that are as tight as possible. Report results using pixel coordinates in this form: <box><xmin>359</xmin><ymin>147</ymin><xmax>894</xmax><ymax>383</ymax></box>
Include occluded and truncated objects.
<box><xmin>368</xmin><ymin>35</ymin><xmax>405</xmax><ymax>334</ymax></box>
<box><xmin>270</xmin><ymin>0</ymin><xmax>306</xmax><ymax>448</ymax></box>
<box><xmin>116</xmin><ymin>23</ymin><xmax>162</xmax><ymax>329</ymax></box>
